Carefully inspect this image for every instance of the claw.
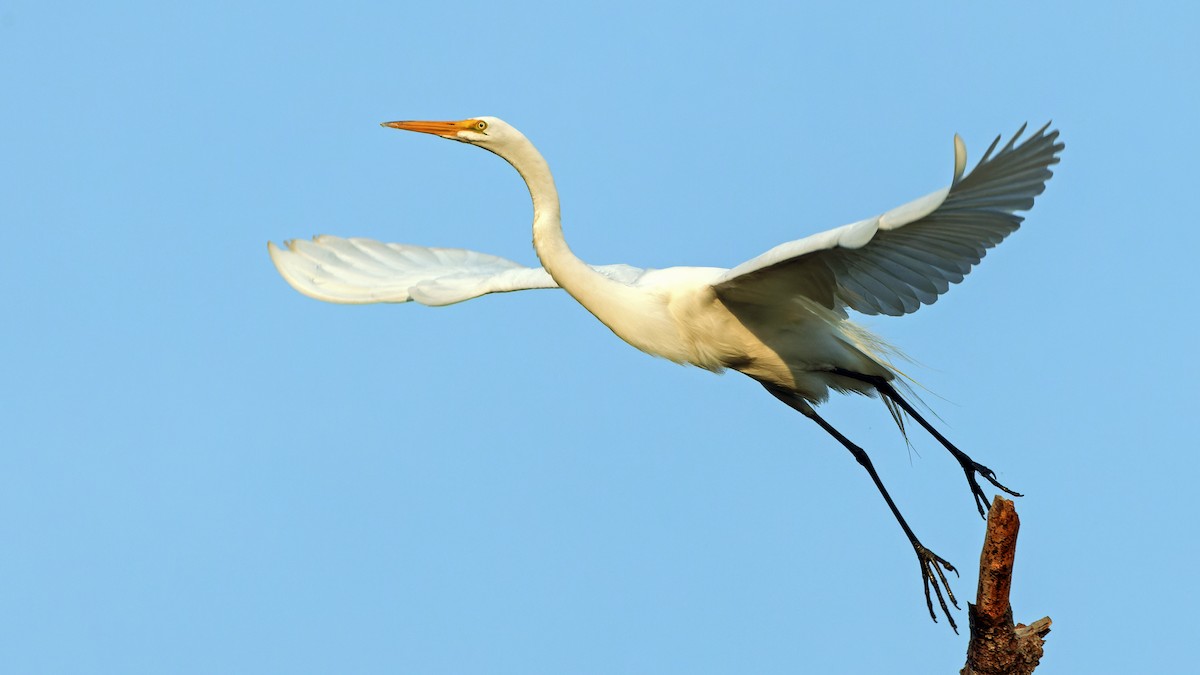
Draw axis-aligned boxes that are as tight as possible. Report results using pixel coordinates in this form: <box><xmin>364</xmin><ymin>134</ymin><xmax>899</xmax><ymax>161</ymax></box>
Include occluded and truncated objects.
<box><xmin>965</xmin><ymin>461</ymin><xmax>1023</xmax><ymax>519</ymax></box>
<box><xmin>915</xmin><ymin>543</ymin><xmax>960</xmax><ymax>632</ymax></box>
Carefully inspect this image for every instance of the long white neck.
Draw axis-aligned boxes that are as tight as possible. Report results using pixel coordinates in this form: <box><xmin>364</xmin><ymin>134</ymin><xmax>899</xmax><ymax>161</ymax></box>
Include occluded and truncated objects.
<box><xmin>489</xmin><ymin>131</ymin><xmax>643</xmax><ymax>331</ymax></box>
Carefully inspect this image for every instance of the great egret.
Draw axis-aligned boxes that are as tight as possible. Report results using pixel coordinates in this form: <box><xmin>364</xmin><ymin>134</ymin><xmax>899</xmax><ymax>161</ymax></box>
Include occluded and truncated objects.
<box><xmin>269</xmin><ymin>117</ymin><xmax>1062</xmax><ymax>630</ymax></box>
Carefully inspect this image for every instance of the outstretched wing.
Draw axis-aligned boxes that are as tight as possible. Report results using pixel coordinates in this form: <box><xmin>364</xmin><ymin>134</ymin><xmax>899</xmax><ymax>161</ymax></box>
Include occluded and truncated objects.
<box><xmin>269</xmin><ymin>235</ymin><xmax>643</xmax><ymax>306</ymax></box>
<box><xmin>713</xmin><ymin>123</ymin><xmax>1064</xmax><ymax>316</ymax></box>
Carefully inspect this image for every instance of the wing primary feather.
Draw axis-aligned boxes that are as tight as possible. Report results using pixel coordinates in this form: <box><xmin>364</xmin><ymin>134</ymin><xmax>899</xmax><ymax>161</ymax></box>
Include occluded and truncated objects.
<box><xmin>999</xmin><ymin>122</ymin><xmax>1028</xmax><ymax>153</ymax></box>
<box><xmin>976</xmin><ymin>134</ymin><xmax>1003</xmax><ymax>166</ymax></box>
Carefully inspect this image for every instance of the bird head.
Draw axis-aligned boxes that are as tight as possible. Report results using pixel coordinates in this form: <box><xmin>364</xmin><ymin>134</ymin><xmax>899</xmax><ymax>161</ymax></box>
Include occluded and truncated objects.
<box><xmin>381</xmin><ymin>116</ymin><xmax>546</xmax><ymax>181</ymax></box>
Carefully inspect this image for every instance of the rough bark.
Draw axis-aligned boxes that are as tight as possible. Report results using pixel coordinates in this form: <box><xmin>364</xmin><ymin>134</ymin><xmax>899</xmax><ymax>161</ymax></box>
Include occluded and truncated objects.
<box><xmin>960</xmin><ymin>496</ymin><xmax>1051</xmax><ymax>675</ymax></box>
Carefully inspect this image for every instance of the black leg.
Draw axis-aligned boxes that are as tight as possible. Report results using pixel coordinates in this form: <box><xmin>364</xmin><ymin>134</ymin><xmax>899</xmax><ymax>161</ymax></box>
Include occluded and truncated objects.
<box><xmin>830</xmin><ymin>368</ymin><xmax>1022</xmax><ymax>519</ymax></box>
<box><xmin>764</xmin><ymin>385</ymin><xmax>960</xmax><ymax>632</ymax></box>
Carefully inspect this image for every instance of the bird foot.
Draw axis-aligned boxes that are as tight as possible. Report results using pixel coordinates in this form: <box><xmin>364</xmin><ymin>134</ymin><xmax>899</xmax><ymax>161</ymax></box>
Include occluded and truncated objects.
<box><xmin>915</xmin><ymin>543</ymin><xmax>960</xmax><ymax>632</ymax></box>
<box><xmin>962</xmin><ymin>459</ymin><xmax>1023</xmax><ymax>519</ymax></box>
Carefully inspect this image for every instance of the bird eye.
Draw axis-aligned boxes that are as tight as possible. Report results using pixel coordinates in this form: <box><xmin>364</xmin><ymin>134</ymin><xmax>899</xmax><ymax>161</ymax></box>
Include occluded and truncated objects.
<box><xmin>475</xmin><ymin>120</ymin><xmax>488</xmax><ymax>131</ymax></box>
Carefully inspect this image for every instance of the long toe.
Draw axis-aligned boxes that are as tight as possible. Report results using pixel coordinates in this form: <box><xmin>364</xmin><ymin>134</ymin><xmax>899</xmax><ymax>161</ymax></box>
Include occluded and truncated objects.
<box><xmin>965</xmin><ymin>472</ymin><xmax>991</xmax><ymax>519</ymax></box>
<box><xmin>915</xmin><ymin>543</ymin><xmax>960</xmax><ymax>632</ymax></box>
<box><xmin>975</xmin><ymin>462</ymin><xmax>1023</xmax><ymax>497</ymax></box>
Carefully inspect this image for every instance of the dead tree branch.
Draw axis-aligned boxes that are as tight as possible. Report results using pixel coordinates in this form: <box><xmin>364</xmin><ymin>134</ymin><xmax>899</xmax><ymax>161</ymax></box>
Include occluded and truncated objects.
<box><xmin>960</xmin><ymin>496</ymin><xmax>1051</xmax><ymax>675</ymax></box>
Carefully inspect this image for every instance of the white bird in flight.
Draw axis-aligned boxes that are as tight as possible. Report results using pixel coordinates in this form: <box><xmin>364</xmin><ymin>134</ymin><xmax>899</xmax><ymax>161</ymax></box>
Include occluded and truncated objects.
<box><xmin>269</xmin><ymin>116</ymin><xmax>1062</xmax><ymax>631</ymax></box>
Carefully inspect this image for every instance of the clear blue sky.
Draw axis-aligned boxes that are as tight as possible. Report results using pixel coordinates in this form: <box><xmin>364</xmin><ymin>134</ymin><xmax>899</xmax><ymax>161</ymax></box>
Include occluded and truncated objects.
<box><xmin>3</xmin><ymin>1</ymin><xmax>1196</xmax><ymax>672</ymax></box>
